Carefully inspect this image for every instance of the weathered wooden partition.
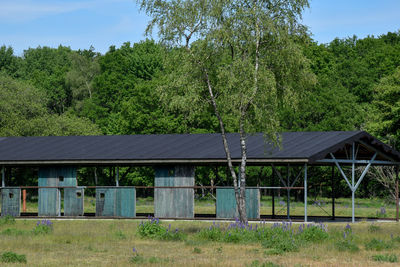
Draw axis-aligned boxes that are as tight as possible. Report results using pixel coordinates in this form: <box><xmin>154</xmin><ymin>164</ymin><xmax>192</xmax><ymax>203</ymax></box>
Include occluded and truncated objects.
<box><xmin>95</xmin><ymin>187</ymin><xmax>136</xmax><ymax>217</ymax></box>
<box><xmin>154</xmin><ymin>166</ymin><xmax>194</xmax><ymax>218</ymax></box>
<box><xmin>216</xmin><ymin>188</ymin><xmax>260</xmax><ymax>219</ymax></box>
<box><xmin>64</xmin><ymin>188</ymin><xmax>84</xmax><ymax>216</ymax></box>
<box><xmin>1</xmin><ymin>188</ymin><xmax>21</xmax><ymax>217</ymax></box>
<box><xmin>38</xmin><ymin>167</ymin><xmax>77</xmax><ymax>216</ymax></box>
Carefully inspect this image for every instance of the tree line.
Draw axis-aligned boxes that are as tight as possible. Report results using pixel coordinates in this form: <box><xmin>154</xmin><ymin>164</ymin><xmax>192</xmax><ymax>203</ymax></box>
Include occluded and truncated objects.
<box><xmin>1</xmin><ymin>30</ymin><xmax>400</xmax><ymax>200</ymax></box>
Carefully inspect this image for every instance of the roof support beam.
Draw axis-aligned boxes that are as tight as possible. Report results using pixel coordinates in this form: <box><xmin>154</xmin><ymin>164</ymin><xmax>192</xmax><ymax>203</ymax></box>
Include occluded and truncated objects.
<box><xmin>331</xmin><ymin>143</ymin><xmax>377</xmax><ymax>223</ymax></box>
<box><xmin>316</xmin><ymin>159</ymin><xmax>395</xmax><ymax>165</ymax></box>
<box><xmin>330</xmin><ymin>152</ymin><xmax>377</xmax><ymax>192</ymax></box>
<box><xmin>358</xmin><ymin>140</ymin><xmax>396</xmax><ymax>162</ymax></box>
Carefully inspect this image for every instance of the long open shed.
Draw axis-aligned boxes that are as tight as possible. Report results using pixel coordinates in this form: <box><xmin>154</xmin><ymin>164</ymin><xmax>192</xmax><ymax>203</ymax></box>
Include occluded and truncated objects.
<box><xmin>0</xmin><ymin>131</ymin><xmax>399</xmax><ymax>222</ymax></box>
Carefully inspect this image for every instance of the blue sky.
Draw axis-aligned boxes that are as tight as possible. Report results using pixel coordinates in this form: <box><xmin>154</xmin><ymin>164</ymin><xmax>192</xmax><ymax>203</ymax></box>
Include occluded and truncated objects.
<box><xmin>1</xmin><ymin>0</ymin><xmax>400</xmax><ymax>55</ymax></box>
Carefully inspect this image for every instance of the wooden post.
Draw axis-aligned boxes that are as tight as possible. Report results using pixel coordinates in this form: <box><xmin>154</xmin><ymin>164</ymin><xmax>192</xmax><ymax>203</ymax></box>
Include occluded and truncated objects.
<box><xmin>396</xmin><ymin>166</ymin><xmax>399</xmax><ymax>222</ymax></box>
<box><xmin>332</xmin><ymin>165</ymin><xmax>335</xmax><ymax>220</ymax></box>
<box><xmin>22</xmin><ymin>189</ymin><xmax>27</xmax><ymax>212</ymax></box>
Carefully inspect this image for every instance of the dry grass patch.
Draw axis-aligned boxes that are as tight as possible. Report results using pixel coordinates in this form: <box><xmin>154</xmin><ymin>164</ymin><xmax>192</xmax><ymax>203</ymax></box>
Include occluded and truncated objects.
<box><xmin>0</xmin><ymin>218</ymin><xmax>400</xmax><ymax>266</ymax></box>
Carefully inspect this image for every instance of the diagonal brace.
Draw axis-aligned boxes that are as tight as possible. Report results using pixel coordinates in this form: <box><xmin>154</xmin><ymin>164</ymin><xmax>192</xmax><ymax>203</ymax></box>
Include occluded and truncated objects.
<box><xmin>354</xmin><ymin>152</ymin><xmax>377</xmax><ymax>191</ymax></box>
<box><xmin>271</xmin><ymin>164</ymin><xmax>287</xmax><ymax>187</ymax></box>
<box><xmin>331</xmin><ymin>152</ymin><xmax>377</xmax><ymax>192</ymax></box>
<box><xmin>290</xmin><ymin>167</ymin><xmax>304</xmax><ymax>188</ymax></box>
<box><xmin>330</xmin><ymin>153</ymin><xmax>352</xmax><ymax>190</ymax></box>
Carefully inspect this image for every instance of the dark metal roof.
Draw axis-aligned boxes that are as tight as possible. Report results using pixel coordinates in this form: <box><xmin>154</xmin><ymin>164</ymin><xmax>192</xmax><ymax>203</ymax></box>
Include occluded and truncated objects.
<box><xmin>0</xmin><ymin>131</ymin><xmax>398</xmax><ymax>165</ymax></box>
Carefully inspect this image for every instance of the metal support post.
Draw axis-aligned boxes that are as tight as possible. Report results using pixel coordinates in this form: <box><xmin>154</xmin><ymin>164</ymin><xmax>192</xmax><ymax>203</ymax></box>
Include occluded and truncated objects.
<box><xmin>332</xmin><ymin>165</ymin><xmax>335</xmax><ymax>220</ymax></box>
<box><xmin>1</xmin><ymin>166</ymin><xmax>4</xmax><ymax>188</ymax></box>
<box><xmin>352</xmin><ymin>142</ymin><xmax>355</xmax><ymax>223</ymax></box>
<box><xmin>272</xmin><ymin>170</ymin><xmax>275</xmax><ymax>219</ymax></box>
<box><xmin>396</xmin><ymin>166</ymin><xmax>399</xmax><ymax>222</ymax></box>
<box><xmin>304</xmin><ymin>163</ymin><xmax>308</xmax><ymax>223</ymax></box>
<box><xmin>287</xmin><ymin>165</ymin><xmax>290</xmax><ymax>220</ymax></box>
<box><xmin>116</xmin><ymin>166</ymin><xmax>119</xmax><ymax>187</ymax></box>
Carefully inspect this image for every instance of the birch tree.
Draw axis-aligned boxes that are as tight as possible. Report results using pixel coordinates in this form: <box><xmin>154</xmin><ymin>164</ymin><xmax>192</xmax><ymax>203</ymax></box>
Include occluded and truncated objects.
<box><xmin>138</xmin><ymin>0</ymin><xmax>315</xmax><ymax>223</ymax></box>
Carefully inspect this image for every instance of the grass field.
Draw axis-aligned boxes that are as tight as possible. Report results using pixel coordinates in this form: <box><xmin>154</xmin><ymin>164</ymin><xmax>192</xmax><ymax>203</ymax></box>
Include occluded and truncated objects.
<box><xmin>9</xmin><ymin>195</ymin><xmax>397</xmax><ymax>219</ymax></box>
<box><xmin>1</xmin><ymin>216</ymin><xmax>400</xmax><ymax>266</ymax></box>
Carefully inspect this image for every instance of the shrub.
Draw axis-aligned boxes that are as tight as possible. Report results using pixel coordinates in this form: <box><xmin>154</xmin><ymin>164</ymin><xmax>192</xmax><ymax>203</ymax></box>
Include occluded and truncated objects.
<box><xmin>0</xmin><ymin>251</ymin><xmax>27</xmax><ymax>263</ymax></box>
<box><xmin>197</xmin><ymin>224</ymin><xmax>224</xmax><ymax>241</ymax></box>
<box><xmin>137</xmin><ymin>217</ymin><xmax>163</xmax><ymax>238</ymax></box>
<box><xmin>334</xmin><ymin>224</ymin><xmax>359</xmax><ymax>253</ymax></box>
<box><xmin>365</xmin><ymin>238</ymin><xmax>394</xmax><ymax>251</ymax></box>
<box><xmin>372</xmin><ymin>254</ymin><xmax>398</xmax><ymax>262</ymax></box>
<box><xmin>33</xmin><ymin>220</ymin><xmax>53</xmax><ymax>235</ymax></box>
<box><xmin>297</xmin><ymin>223</ymin><xmax>329</xmax><ymax>242</ymax></box>
<box><xmin>137</xmin><ymin>217</ymin><xmax>185</xmax><ymax>241</ymax></box>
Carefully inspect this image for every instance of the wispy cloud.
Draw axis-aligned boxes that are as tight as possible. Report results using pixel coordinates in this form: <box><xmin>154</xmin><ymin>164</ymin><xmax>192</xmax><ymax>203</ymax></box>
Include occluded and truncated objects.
<box><xmin>0</xmin><ymin>0</ymin><xmax>122</xmax><ymax>23</ymax></box>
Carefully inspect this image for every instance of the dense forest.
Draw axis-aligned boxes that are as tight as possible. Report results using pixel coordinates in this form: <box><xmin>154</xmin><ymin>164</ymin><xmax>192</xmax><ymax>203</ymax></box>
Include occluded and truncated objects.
<box><xmin>1</xmin><ymin>31</ymin><xmax>400</xmax><ymax>200</ymax></box>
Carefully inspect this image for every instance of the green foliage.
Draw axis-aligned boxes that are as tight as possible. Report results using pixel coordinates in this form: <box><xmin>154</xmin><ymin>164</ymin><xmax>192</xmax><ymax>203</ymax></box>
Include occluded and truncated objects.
<box><xmin>334</xmin><ymin>224</ymin><xmax>359</xmax><ymax>252</ymax></box>
<box><xmin>365</xmin><ymin>238</ymin><xmax>394</xmax><ymax>251</ymax></box>
<box><xmin>196</xmin><ymin>222</ymin><xmax>330</xmax><ymax>255</ymax></box>
<box><xmin>193</xmin><ymin>247</ymin><xmax>202</xmax><ymax>254</ymax></box>
<box><xmin>114</xmin><ymin>230</ymin><xmax>127</xmax><ymax>240</ymax></box>
<box><xmin>21</xmin><ymin>46</ymin><xmax>73</xmax><ymax>113</ymax></box>
<box><xmin>297</xmin><ymin>224</ymin><xmax>329</xmax><ymax>242</ymax></box>
<box><xmin>197</xmin><ymin>225</ymin><xmax>224</xmax><ymax>242</ymax></box>
<box><xmin>0</xmin><ymin>73</ymin><xmax>100</xmax><ymax>137</ymax></box>
<box><xmin>372</xmin><ymin>254</ymin><xmax>398</xmax><ymax>262</ymax></box>
<box><xmin>129</xmin><ymin>254</ymin><xmax>145</xmax><ymax>264</ymax></box>
<box><xmin>87</xmin><ymin>41</ymin><xmax>174</xmax><ymax>134</ymax></box>
<box><xmin>32</xmin><ymin>220</ymin><xmax>53</xmax><ymax>235</ymax></box>
<box><xmin>248</xmin><ymin>260</ymin><xmax>282</xmax><ymax>267</ymax></box>
<box><xmin>140</xmin><ymin>0</ymin><xmax>315</xmax><ymax>135</ymax></box>
<box><xmin>367</xmin><ymin>67</ymin><xmax>400</xmax><ymax>150</ymax></box>
<box><xmin>334</xmin><ymin>239</ymin><xmax>359</xmax><ymax>253</ymax></box>
<box><xmin>137</xmin><ymin>218</ymin><xmax>185</xmax><ymax>241</ymax></box>
<box><xmin>1</xmin><ymin>228</ymin><xmax>26</xmax><ymax>236</ymax></box>
<box><xmin>0</xmin><ymin>251</ymin><xmax>27</xmax><ymax>263</ymax></box>
<box><xmin>261</xmin><ymin>234</ymin><xmax>299</xmax><ymax>254</ymax></box>
<box><xmin>0</xmin><ymin>215</ymin><xmax>16</xmax><ymax>225</ymax></box>
<box><xmin>0</xmin><ymin>46</ymin><xmax>19</xmax><ymax>76</ymax></box>
<box><xmin>368</xmin><ymin>224</ymin><xmax>381</xmax><ymax>233</ymax></box>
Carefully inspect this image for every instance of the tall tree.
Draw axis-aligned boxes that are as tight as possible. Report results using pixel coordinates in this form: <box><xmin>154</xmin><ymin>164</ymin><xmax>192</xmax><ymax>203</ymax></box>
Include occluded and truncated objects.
<box><xmin>65</xmin><ymin>47</ymin><xmax>101</xmax><ymax>112</ymax></box>
<box><xmin>21</xmin><ymin>46</ymin><xmax>74</xmax><ymax>114</ymax></box>
<box><xmin>367</xmin><ymin>67</ymin><xmax>400</xmax><ymax>150</ymax></box>
<box><xmin>138</xmin><ymin>0</ymin><xmax>314</xmax><ymax>222</ymax></box>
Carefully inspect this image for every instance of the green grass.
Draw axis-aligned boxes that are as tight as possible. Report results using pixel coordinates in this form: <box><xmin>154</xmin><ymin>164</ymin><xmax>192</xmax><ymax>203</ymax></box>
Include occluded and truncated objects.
<box><xmin>0</xmin><ymin>251</ymin><xmax>27</xmax><ymax>264</ymax></box>
<box><xmin>372</xmin><ymin>254</ymin><xmax>398</xmax><ymax>262</ymax></box>
<box><xmin>0</xmin><ymin>219</ymin><xmax>400</xmax><ymax>266</ymax></box>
